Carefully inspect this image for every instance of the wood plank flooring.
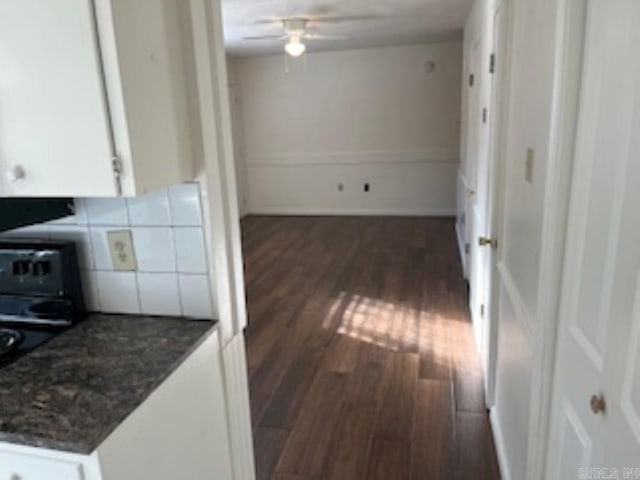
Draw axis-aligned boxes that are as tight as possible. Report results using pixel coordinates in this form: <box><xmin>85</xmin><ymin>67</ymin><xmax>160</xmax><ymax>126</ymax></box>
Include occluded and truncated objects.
<box><xmin>242</xmin><ymin>216</ymin><xmax>501</xmax><ymax>480</ymax></box>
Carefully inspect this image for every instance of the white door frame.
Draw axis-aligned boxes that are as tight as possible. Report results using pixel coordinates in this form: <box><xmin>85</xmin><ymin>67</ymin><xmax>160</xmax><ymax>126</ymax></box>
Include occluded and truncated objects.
<box><xmin>484</xmin><ymin>0</ymin><xmax>512</xmax><ymax>408</ymax></box>
<box><xmin>190</xmin><ymin>1</ymin><xmax>255</xmax><ymax>478</ymax></box>
<box><xmin>524</xmin><ymin>0</ymin><xmax>588</xmax><ymax>478</ymax></box>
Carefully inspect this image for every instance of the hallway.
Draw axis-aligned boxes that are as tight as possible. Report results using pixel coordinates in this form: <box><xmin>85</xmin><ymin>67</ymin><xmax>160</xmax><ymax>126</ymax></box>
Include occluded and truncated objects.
<box><xmin>242</xmin><ymin>216</ymin><xmax>500</xmax><ymax>479</ymax></box>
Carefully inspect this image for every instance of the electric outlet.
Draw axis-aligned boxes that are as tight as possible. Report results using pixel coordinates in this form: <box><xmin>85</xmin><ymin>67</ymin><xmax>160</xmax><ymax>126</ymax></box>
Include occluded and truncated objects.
<box><xmin>107</xmin><ymin>230</ymin><xmax>137</xmax><ymax>271</ymax></box>
<box><xmin>525</xmin><ymin>148</ymin><xmax>535</xmax><ymax>183</ymax></box>
<box><xmin>364</xmin><ymin>183</ymin><xmax>370</xmax><ymax>192</ymax></box>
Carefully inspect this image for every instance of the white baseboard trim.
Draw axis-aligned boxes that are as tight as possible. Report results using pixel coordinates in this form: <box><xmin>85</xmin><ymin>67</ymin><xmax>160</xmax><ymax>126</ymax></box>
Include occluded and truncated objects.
<box><xmin>490</xmin><ymin>408</ymin><xmax>510</xmax><ymax>480</ymax></box>
<box><xmin>221</xmin><ymin>334</ymin><xmax>256</xmax><ymax>480</ymax></box>
<box><xmin>247</xmin><ymin>207</ymin><xmax>457</xmax><ymax>217</ymax></box>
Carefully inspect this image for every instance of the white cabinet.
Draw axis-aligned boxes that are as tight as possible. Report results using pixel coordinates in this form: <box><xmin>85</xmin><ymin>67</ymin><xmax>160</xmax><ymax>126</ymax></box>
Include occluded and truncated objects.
<box><xmin>0</xmin><ymin>329</ymin><xmax>234</xmax><ymax>480</ymax></box>
<box><xmin>0</xmin><ymin>0</ymin><xmax>194</xmax><ymax>198</ymax></box>
<box><xmin>0</xmin><ymin>452</ymin><xmax>84</xmax><ymax>480</ymax></box>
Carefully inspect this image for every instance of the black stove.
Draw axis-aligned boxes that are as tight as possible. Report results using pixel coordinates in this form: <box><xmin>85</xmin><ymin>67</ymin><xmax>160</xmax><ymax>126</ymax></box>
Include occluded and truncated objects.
<box><xmin>0</xmin><ymin>239</ymin><xmax>85</xmax><ymax>368</ymax></box>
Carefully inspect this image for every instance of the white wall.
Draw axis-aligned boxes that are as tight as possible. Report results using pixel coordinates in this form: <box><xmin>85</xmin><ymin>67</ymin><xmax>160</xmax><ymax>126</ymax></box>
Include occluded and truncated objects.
<box><xmin>227</xmin><ymin>57</ymin><xmax>250</xmax><ymax>217</ymax></box>
<box><xmin>461</xmin><ymin>0</ymin><xmax>562</xmax><ymax>478</ymax></box>
<box><xmin>233</xmin><ymin>42</ymin><xmax>463</xmax><ymax>215</ymax></box>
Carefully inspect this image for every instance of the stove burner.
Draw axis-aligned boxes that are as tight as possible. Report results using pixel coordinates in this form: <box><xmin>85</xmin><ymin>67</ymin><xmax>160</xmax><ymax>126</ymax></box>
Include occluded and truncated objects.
<box><xmin>0</xmin><ymin>328</ymin><xmax>23</xmax><ymax>356</ymax></box>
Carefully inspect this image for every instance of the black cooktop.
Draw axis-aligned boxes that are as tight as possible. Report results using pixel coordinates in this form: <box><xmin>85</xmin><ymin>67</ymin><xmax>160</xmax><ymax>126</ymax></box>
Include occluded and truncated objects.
<box><xmin>0</xmin><ymin>239</ymin><xmax>85</xmax><ymax>369</ymax></box>
<box><xmin>0</xmin><ymin>323</ymin><xmax>67</xmax><ymax>368</ymax></box>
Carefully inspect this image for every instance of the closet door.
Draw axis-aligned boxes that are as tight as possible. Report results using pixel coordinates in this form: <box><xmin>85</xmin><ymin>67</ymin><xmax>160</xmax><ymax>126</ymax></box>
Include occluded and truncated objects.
<box><xmin>547</xmin><ymin>0</ymin><xmax>640</xmax><ymax>476</ymax></box>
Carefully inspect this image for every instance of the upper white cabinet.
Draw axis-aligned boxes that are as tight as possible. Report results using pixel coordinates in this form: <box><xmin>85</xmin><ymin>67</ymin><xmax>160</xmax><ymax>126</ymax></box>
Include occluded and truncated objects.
<box><xmin>0</xmin><ymin>0</ymin><xmax>194</xmax><ymax>197</ymax></box>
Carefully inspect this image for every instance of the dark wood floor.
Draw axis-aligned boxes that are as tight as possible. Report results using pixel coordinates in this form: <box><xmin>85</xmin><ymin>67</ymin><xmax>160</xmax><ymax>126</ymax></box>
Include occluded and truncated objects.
<box><xmin>241</xmin><ymin>216</ymin><xmax>501</xmax><ymax>480</ymax></box>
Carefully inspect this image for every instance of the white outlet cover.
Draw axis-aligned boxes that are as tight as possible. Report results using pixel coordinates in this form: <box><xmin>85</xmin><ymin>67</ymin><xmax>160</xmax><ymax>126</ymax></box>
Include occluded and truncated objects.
<box><xmin>107</xmin><ymin>230</ymin><xmax>137</xmax><ymax>271</ymax></box>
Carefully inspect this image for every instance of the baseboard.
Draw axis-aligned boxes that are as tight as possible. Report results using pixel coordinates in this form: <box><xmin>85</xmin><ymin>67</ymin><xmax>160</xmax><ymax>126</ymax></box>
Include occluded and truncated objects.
<box><xmin>247</xmin><ymin>207</ymin><xmax>457</xmax><ymax>217</ymax></box>
<box><xmin>490</xmin><ymin>408</ymin><xmax>510</xmax><ymax>480</ymax></box>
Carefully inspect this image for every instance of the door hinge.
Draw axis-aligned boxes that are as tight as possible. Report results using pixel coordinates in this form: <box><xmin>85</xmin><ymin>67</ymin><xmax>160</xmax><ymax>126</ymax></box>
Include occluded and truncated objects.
<box><xmin>481</xmin><ymin>304</ymin><xmax>485</xmax><ymax>318</ymax></box>
<box><xmin>469</xmin><ymin>73</ymin><xmax>475</xmax><ymax>87</ymax></box>
<box><xmin>482</xmin><ymin>107</ymin><xmax>488</xmax><ymax>124</ymax></box>
<box><xmin>111</xmin><ymin>155</ymin><xmax>124</xmax><ymax>196</ymax></box>
<box><xmin>465</xmin><ymin>243</ymin><xmax>470</xmax><ymax>254</ymax></box>
<box><xmin>489</xmin><ymin>53</ymin><xmax>496</xmax><ymax>74</ymax></box>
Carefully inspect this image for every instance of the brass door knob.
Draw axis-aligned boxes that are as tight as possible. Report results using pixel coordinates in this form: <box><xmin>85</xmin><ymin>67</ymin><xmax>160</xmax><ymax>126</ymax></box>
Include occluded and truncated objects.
<box><xmin>590</xmin><ymin>394</ymin><xmax>606</xmax><ymax>415</ymax></box>
<box><xmin>478</xmin><ymin>237</ymin><xmax>498</xmax><ymax>249</ymax></box>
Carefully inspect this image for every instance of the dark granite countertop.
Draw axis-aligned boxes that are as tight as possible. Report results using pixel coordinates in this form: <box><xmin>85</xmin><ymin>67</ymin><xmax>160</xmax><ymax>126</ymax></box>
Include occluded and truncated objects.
<box><xmin>0</xmin><ymin>314</ymin><xmax>217</xmax><ymax>454</ymax></box>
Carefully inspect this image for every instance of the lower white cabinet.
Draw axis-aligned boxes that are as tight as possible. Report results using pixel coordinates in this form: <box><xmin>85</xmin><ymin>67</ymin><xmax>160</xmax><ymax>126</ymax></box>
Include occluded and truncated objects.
<box><xmin>0</xmin><ymin>329</ymin><xmax>233</xmax><ymax>480</ymax></box>
<box><xmin>0</xmin><ymin>452</ymin><xmax>84</xmax><ymax>480</ymax></box>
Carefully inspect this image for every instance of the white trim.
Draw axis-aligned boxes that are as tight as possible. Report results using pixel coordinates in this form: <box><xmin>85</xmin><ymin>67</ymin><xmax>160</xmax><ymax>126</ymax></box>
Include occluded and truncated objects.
<box><xmin>457</xmin><ymin>168</ymin><xmax>469</xmax><ymax>189</ymax></box>
<box><xmin>455</xmin><ymin>222</ymin><xmax>466</xmax><ymax>268</ymax></box>
<box><xmin>497</xmin><ymin>262</ymin><xmax>534</xmax><ymax>344</ymax></box>
<box><xmin>190</xmin><ymin>1</ymin><xmax>255</xmax><ymax>479</ymax></box>
<box><xmin>525</xmin><ymin>0</ymin><xmax>587</xmax><ymax>477</ymax></box>
<box><xmin>221</xmin><ymin>335</ymin><xmax>256</xmax><ymax>480</ymax></box>
<box><xmin>247</xmin><ymin>207</ymin><xmax>456</xmax><ymax>217</ymax></box>
<box><xmin>190</xmin><ymin>0</ymin><xmax>247</xmax><ymax>341</ymax></box>
<box><xmin>484</xmin><ymin>0</ymin><xmax>512</xmax><ymax>410</ymax></box>
<box><xmin>246</xmin><ymin>149</ymin><xmax>459</xmax><ymax>167</ymax></box>
<box><xmin>490</xmin><ymin>408</ymin><xmax>511</xmax><ymax>480</ymax></box>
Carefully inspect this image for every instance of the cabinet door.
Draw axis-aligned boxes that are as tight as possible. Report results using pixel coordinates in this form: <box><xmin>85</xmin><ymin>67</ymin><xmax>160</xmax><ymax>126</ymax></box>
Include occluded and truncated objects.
<box><xmin>0</xmin><ymin>451</ymin><xmax>84</xmax><ymax>480</ymax></box>
<box><xmin>0</xmin><ymin>0</ymin><xmax>118</xmax><ymax>197</ymax></box>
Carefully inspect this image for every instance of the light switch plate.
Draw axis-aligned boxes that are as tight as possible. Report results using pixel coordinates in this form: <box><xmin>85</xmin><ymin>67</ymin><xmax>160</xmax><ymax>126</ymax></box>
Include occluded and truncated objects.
<box><xmin>525</xmin><ymin>148</ymin><xmax>535</xmax><ymax>184</ymax></box>
<box><xmin>107</xmin><ymin>230</ymin><xmax>137</xmax><ymax>271</ymax></box>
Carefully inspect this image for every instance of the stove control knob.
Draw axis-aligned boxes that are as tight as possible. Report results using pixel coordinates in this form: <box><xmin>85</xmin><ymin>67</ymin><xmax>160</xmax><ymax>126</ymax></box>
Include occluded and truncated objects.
<box><xmin>32</xmin><ymin>260</ymin><xmax>51</xmax><ymax>277</ymax></box>
<box><xmin>6</xmin><ymin>165</ymin><xmax>26</xmax><ymax>183</ymax></box>
<box><xmin>12</xmin><ymin>260</ymin><xmax>30</xmax><ymax>276</ymax></box>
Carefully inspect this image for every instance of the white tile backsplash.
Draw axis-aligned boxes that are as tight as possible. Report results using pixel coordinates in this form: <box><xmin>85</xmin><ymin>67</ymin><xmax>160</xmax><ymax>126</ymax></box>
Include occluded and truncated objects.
<box><xmin>178</xmin><ymin>274</ymin><xmax>214</xmax><ymax>319</ymax></box>
<box><xmin>174</xmin><ymin>227</ymin><xmax>208</xmax><ymax>274</ymax></box>
<box><xmin>132</xmin><ymin>227</ymin><xmax>177</xmax><ymax>273</ymax></box>
<box><xmin>0</xmin><ymin>225</ymin><xmax>51</xmax><ymax>239</ymax></box>
<box><xmin>127</xmin><ymin>190</ymin><xmax>172</xmax><ymax>226</ymax></box>
<box><xmin>137</xmin><ymin>272</ymin><xmax>182</xmax><ymax>316</ymax></box>
<box><xmin>96</xmin><ymin>271</ymin><xmax>140</xmax><ymax>314</ymax></box>
<box><xmin>81</xmin><ymin>270</ymin><xmax>101</xmax><ymax>311</ymax></box>
<box><xmin>85</xmin><ymin>198</ymin><xmax>129</xmax><ymax>226</ymax></box>
<box><xmin>1</xmin><ymin>183</ymin><xmax>216</xmax><ymax>320</ymax></box>
<box><xmin>169</xmin><ymin>184</ymin><xmax>203</xmax><ymax>226</ymax></box>
<box><xmin>73</xmin><ymin>198</ymin><xmax>89</xmax><ymax>225</ymax></box>
<box><xmin>89</xmin><ymin>227</ymin><xmax>115</xmax><ymax>271</ymax></box>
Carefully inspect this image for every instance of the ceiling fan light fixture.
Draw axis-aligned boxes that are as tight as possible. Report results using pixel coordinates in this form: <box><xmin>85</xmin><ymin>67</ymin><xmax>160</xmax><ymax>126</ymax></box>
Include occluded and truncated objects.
<box><xmin>285</xmin><ymin>36</ymin><xmax>306</xmax><ymax>57</ymax></box>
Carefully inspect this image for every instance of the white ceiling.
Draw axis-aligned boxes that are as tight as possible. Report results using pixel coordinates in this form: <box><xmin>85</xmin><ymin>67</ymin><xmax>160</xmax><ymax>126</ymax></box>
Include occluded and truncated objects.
<box><xmin>222</xmin><ymin>0</ymin><xmax>473</xmax><ymax>57</ymax></box>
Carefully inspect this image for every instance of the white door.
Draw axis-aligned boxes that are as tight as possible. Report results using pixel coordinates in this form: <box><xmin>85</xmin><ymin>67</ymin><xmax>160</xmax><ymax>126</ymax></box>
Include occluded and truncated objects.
<box><xmin>466</xmin><ymin>36</ymin><xmax>483</xmax><ymax>342</ymax></box>
<box><xmin>481</xmin><ymin>0</ymin><xmax>508</xmax><ymax>405</ymax></box>
<box><xmin>461</xmin><ymin>38</ymin><xmax>482</xmax><ymax>280</ymax></box>
<box><xmin>0</xmin><ymin>0</ymin><xmax>117</xmax><ymax>197</ymax></box>
<box><xmin>469</xmin><ymin>28</ymin><xmax>492</xmax><ymax>371</ymax></box>
<box><xmin>547</xmin><ymin>0</ymin><xmax>640</xmax><ymax>477</ymax></box>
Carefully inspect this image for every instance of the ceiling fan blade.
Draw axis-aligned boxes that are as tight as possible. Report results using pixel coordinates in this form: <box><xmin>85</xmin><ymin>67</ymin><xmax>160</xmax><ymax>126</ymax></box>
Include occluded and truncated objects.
<box><xmin>307</xmin><ymin>14</ymin><xmax>385</xmax><ymax>23</ymax></box>
<box><xmin>303</xmin><ymin>33</ymin><xmax>351</xmax><ymax>41</ymax></box>
<box><xmin>255</xmin><ymin>14</ymin><xmax>383</xmax><ymax>25</ymax></box>
<box><xmin>243</xmin><ymin>34</ymin><xmax>288</xmax><ymax>41</ymax></box>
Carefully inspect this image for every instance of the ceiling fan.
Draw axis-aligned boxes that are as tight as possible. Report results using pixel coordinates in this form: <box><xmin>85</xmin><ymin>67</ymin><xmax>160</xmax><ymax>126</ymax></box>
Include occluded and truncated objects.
<box><xmin>243</xmin><ymin>18</ymin><xmax>352</xmax><ymax>57</ymax></box>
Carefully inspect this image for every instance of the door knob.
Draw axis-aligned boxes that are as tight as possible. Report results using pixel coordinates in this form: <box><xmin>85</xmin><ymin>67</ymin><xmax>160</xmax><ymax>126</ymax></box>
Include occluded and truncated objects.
<box><xmin>590</xmin><ymin>394</ymin><xmax>606</xmax><ymax>415</ymax></box>
<box><xmin>6</xmin><ymin>166</ymin><xmax>26</xmax><ymax>183</ymax></box>
<box><xmin>478</xmin><ymin>237</ymin><xmax>498</xmax><ymax>249</ymax></box>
